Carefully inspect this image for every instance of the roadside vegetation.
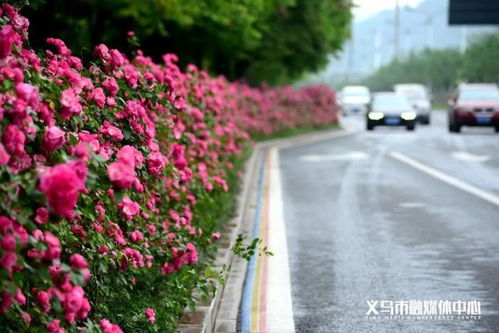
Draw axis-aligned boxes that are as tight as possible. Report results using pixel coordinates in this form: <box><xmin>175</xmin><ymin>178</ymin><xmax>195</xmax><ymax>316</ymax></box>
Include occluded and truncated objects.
<box><xmin>0</xmin><ymin>4</ymin><xmax>341</xmax><ymax>332</ymax></box>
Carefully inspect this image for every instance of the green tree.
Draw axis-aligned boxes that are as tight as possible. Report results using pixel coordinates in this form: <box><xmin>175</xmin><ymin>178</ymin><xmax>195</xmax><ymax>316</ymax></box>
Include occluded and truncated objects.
<box><xmin>361</xmin><ymin>48</ymin><xmax>463</xmax><ymax>97</ymax></box>
<box><xmin>10</xmin><ymin>0</ymin><xmax>352</xmax><ymax>85</ymax></box>
<box><xmin>461</xmin><ymin>32</ymin><xmax>499</xmax><ymax>82</ymax></box>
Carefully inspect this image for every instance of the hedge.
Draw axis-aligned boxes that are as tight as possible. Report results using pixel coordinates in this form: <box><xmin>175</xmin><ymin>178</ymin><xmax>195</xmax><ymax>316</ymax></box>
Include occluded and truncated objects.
<box><xmin>0</xmin><ymin>4</ymin><xmax>338</xmax><ymax>332</ymax></box>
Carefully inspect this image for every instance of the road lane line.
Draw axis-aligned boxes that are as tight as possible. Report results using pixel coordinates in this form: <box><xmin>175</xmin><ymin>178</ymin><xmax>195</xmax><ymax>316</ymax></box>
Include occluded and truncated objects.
<box><xmin>300</xmin><ymin>151</ymin><xmax>369</xmax><ymax>162</ymax></box>
<box><xmin>267</xmin><ymin>147</ymin><xmax>295</xmax><ymax>332</ymax></box>
<box><xmin>390</xmin><ymin>151</ymin><xmax>499</xmax><ymax>207</ymax></box>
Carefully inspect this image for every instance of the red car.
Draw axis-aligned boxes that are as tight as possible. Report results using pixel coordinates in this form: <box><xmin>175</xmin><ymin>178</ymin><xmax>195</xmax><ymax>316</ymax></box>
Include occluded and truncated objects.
<box><xmin>448</xmin><ymin>83</ymin><xmax>499</xmax><ymax>133</ymax></box>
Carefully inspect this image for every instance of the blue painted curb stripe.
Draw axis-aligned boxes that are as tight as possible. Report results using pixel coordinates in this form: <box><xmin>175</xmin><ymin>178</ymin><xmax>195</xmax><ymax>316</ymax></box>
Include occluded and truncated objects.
<box><xmin>240</xmin><ymin>154</ymin><xmax>266</xmax><ymax>332</ymax></box>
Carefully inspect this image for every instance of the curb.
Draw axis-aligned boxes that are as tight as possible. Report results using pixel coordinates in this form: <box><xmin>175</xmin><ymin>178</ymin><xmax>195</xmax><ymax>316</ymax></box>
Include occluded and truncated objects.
<box><xmin>177</xmin><ymin>127</ymin><xmax>351</xmax><ymax>333</ymax></box>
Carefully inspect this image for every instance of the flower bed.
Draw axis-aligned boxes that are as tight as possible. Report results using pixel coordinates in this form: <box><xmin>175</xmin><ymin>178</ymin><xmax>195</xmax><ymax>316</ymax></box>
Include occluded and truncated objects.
<box><xmin>0</xmin><ymin>4</ymin><xmax>338</xmax><ymax>332</ymax></box>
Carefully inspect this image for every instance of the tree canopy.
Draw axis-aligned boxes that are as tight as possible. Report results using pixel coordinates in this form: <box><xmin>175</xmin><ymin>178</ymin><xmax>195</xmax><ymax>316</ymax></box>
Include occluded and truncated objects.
<box><xmin>9</xmin><ymin>0</ymin><xmax>352</xmax><ymax>85</ymax></box>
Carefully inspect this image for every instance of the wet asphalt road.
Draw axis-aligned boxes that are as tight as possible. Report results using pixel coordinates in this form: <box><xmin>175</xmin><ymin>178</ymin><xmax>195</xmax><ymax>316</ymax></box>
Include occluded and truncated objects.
<box><xmin>280</xmin><ymin>111</ymin><xmax>499</xmax><ymax>332</ymax></box>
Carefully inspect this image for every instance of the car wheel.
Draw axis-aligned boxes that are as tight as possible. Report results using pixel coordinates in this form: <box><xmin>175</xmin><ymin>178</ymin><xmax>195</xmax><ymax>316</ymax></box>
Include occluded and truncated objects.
<box><xmin>366</xmin><ymin>122</ymin><xmax>374</xmax><ymax>131</ymax></box>
<box><xmin>406</xmin><ymin>124</ymin><xmax>415</xmax><ymax>131</ymax></box>
<box><xmin>495</xmin><ymin>126</ymin><xmax>499</xmax><ymax>133</ymax></box>
<box><xmin>423</xmin><ymin>116</ymin><xmax>430</xmax><ymax>125</ymax></box>
<box><xmin>449</xmin><ymin>120</ymin><xmax>460</xmax><ymax>133</ymax></box>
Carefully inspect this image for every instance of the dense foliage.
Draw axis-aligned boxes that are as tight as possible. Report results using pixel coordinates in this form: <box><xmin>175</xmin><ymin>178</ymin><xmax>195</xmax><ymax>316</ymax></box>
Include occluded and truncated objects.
<box><xmin>7</xmin><ymin>0</ymin><xmax>352</xmax><ymax>85</ymax></box>
<box><xmin>0</xmin><ymin>4</ymin><xmax>338</xmax><ymax>332</ymax></box>
<box><xmin>361</xmin><ymin>48</ymin><xmax>463</xmax><ymax>95</ymax></box>
<box><xmin>360</xmin><ymin>31</ymin><xmax>499</xmax><ymax>100</ymax></box>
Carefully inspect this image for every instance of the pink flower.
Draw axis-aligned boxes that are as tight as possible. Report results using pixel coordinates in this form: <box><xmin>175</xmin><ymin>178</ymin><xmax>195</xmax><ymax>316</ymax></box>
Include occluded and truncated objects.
<box><xmin>89</xmin><ymin>87</ymin><xmax>106</xmax><ymax>108</ymax></box>
<box><xmin>15</xmin><ymin>82</ymin><xmax>39</xmax><ymax>107</ymax></box>
<box><xmin>0</xmin><ymin>252</ymin><xmax>17</xmax><ymax>274</ymax></box>
<box><xmin>63</xmin><ymin>286</ymin><xmax>84</xmax><ymax>316</ymax></box>
<box><xmin>37</xmin><ymin>290</ymin><xmax>51</xmax><ymax>313</ymax></box>
<box><xmin>147</xmin><ymin>151</ymin><xmax>167</xmax><ymax>175</ymax></box>
<box><xmin>47</xmin><ymin>319</ymin><xmax>64</xmax><ymax>333</ymax></box>
<box><xmin>100</xmin><ymin>319</ymin><xmax>124</xmax><ymax>333</ymax></box>
<box><xmin>116</xmin><ymin>145</ymin><xmax>143</xmax><ymax>168</ymax></box>
<box><xmin>21</xmin><ymin>312</ymin><xmax>31</xmax><ymax>325</ymax></box>
<box><xmin>47</xmin><ymin>38</ymin><xmax>71</xmax><ymax>56</ymax></box>
<box><xmin>94</xmin><ymin>44</ymin><xmax>110</xmax><ymax>61</ymax></box>
<box><xmin>107</xmin><ymin>161</ymin><xmax>135</xmax><ymax>189</ymax></box>
<box><xmin>42</xmin><ymin>126</ymin><xmax>66</xmax><ymax>153</ymax></box>
<box><xmin>35</xmin><ymin>207</ymin><xmax>49</xmax><ymax>225</ymax></box>
<box><xmin>186</xmin><ymin>243</ymin><xmax>198</xmax><ymax>264</ymax></box>
<box><xmin>2</xmin><ymin>124</ymin><xmax>25</xmax><ymax>156</ymax></box>
<box><xmin>1</xmin><ymin>234</ymin><xmax>16</xmax><ymax>251</ymax></box>
<box><xmin>212</xmin><ymin>232</ymin><xmax>221</xmax><ymax>241</ymax></box>
<box><xmin>70</xmin><ymin>254</ymin><xmax>87</xmax><ymax>269</ymax></box>
<box><xmin>39</xmin><ymin>162</ymin><xmax>87</xmax><ymax>217</ymax></box>
<box><xmin>60</xmin><ymin>88</ymin><xmax>82</xmax><ymax>119</ymax></box>
<box><xmin>130</xmin><ymin>230</ymin><xmax>144</xmax><ymax>243</ymax></box>
<box><xmin>0</xmin><ymin>144</ymin><xmax>10</xmax><ymax>166</ymax></box>
<box><xmin>120</xmin><ymin>196</ymin><xmax>140</xmax><ymax>220</ymax></box>
<box><xmin>15</xmin><ymin>288</ymin><xmax>26</xmax><ymax>305</ymax></box>
<box><xmin>0</xmin><ymin>25</ymin><xmax>16</xmax><ymax>58</ymax></box>
<box><xmin>43</xmin><ymin>231</ymin><xmax>61</xmax><ymax>260</ymax></box>
<box><xmin>102</xmin><ymin>77</ymin><xmax>119</xmax><ymax>96</ymax></box>
<box><xmin>122</xmin><ymin>100</ymin><xmax>146</xmax><ymax>119</ymax></box>
<box><xmin>171</xmin><ymin>144</ymin><xmax>187</xmax><ymax>170</ymax></box>
<box><xmin>145</xmin><ymin>308</ymin><xmax>156</xmax><ymax>324</ymax></box>
<box><xmin>99</xmin><ymin>121</ymin><xmax>124</xmax><ymax>141</ymax></box>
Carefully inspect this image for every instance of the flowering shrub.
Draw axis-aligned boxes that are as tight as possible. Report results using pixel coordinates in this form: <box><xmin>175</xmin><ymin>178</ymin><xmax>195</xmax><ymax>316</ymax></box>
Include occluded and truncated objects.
<box><xmin>0</xmin><ymin>4</ymin><xmax>337</xmax><ymax>332</ymax></box>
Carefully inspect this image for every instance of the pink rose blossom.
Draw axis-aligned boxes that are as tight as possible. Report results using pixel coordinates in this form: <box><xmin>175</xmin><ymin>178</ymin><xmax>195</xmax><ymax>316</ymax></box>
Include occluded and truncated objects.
<box><xmin>41</xmin><ymin>126</ymin><xmax>66</xmax><ymax>153</ymax></box>
<box><xmin>145</xmin><ymin>308</ymin><xmax>156</xmax><ymax>324</ymax></box>
<box><xmin>89</xmin><ymin>87</ymin><xmax>106</xmax><ymax>108</ymax></box>
<box><xmin>0</xmin><ymin>25</ymin><xmax>16</xmax><ymax>58</ymax></box>
<box><xmin>15</xmin><ymin>82</ymin><xmax>39</xmax><ymax>107</ymax></box>
<box><xmin>35</xmin><ymin>207</ymin><xmax>49</xmax><ymax>224</ymax></box>
<box><xmin>70</xmin><ymin>254</ymin><xmax>87</xmax><ymax>269</ymax></box>
<box><xmin>2</xmin><ymin>124</ymin><xmax>25</xmax><ymax>156</ymax></box>
<box><xmin>0</xmin><ymin>143</ymin><xmax>10</xmax><ymax>165</ymax></box>
<box><xmin>117</xmin><ymin>145</ymin><xmax>143</xmax><ymax>167</ymax></box>
<box><xmin>39</xmin><ymin>162</ymin><xmax>87</xmax><ymax>217</ymax></box>
<box><xmin>60</xmin><ymin>88</ymin><xmax>82</xmax><ymax>119</ymax></box>
<box><xmin>147</xmin><ymin>151</ymin><xmax>168</xmax><ymax>175</ymax></box>
<box><xmin>121</xmin><ymin>196</ymin><xmax>140</xmax><ymax>220</ymax></box>
<box><xmin>1</xmin><ymin>234</ymin><xmax>16</xmax><ymax>251</ymax></box>
<box><xmin>102</xmin><ymin>77</ymin><xmax>119</xmax><ymax>96</ymax></box>
<box><xmin>47</xmin><ymin>319</ymin><xmax>64</xmax><ymax>333</ymax></box>
<box><xmin>99</xmin><ymin>121</ymin><xmax>124</xmax><ymax>141</ymax></box>
<box><xmin>107</xmin><ymin>160</ymin><xmax>135</xmax><ymax>189</ymax></box>
<box><xmin>100</xmin><ymin>319</ymin><xmax>124</xmax><ymax>333</ymax></box>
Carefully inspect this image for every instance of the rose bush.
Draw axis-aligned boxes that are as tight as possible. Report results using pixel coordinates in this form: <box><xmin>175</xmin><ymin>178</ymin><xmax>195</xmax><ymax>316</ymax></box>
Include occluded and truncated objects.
<box><xmin>0</xmin><ymin>4</ymin><xmax>338</xmax><ymax>332</ymax></box>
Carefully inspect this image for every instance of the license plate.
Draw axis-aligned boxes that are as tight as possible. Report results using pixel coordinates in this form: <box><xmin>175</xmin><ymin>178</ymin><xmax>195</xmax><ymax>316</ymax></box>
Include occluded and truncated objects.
<box><xmin>476</xmin><ymin>116</ymin><xmax>492</xmax><ymax>124</ymax></box>
<box><xmin>386</xmin><ymin>118</ymin><xmax>400</xmax><ymax>125</ymax></box>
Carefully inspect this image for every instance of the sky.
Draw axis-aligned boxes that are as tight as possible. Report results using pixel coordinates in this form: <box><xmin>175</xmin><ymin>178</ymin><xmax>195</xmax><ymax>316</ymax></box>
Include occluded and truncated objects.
<box><xmin>353</xmin><ymin>0</ymin><xmax>425</xmax><ymax>21</ymax></box>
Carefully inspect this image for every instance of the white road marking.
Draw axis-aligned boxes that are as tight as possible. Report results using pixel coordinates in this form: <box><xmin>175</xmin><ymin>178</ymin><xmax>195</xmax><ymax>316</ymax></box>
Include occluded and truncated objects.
<box><xmin>452</xmin><ymin>151</ymin><xmax>491</xmax><ymax>162</ymax></box>
<box><xmin>399</xmin><ymin>202</ymin><xmax>426</xmax><ymax>208</ymax></box>
<box><xmin>390</xmin><ymin>152</ymin><xmax>499</xmax><ymax>207</ymax></box>
<box><xmin>267</xmin><ymin>147</ymin><xmax>295</xmax><ymax>333</ymax></box>
<box><xmin>300</xmin><ymin>151</ymin><xmax>369</xmax><ymax>162</ymax></box>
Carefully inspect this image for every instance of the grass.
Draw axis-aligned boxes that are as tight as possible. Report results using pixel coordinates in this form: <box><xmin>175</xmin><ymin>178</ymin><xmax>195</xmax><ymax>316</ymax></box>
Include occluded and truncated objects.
<box><xmin>251</xmin><ymin>122</ymin><xmax>340</xmax><ymax>142</ymax></box>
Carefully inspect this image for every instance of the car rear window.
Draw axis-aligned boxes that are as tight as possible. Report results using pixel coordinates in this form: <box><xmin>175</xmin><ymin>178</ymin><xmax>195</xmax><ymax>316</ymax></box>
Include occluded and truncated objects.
<box><xmin>459</xmin><ymin>89</ymin><xmax>499</xmax><ymax>101</ymax></box>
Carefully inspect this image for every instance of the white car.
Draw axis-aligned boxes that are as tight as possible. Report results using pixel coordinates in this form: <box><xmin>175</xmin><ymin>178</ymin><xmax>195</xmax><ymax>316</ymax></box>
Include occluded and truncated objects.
<box><xmin>394</xmin><ymin>84</ymin><xmax>432</xmax><ymax>124</ymax></box>
<box><xmin>340</xmin><ymin>86</ymin><xmax>371</xmax><ymax>115</ymax></box>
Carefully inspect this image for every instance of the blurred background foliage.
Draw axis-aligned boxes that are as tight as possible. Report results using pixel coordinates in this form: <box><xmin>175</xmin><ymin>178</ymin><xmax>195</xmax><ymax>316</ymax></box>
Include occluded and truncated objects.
<box><xmin>359</xmin><ymin>31</ymin><xmax>499</xmax><ymax>103</ymax></box>
<box><xmin>3</xmin><ymin>0</ymin><xmax>352</xmax><ymax>86</ymax></box>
